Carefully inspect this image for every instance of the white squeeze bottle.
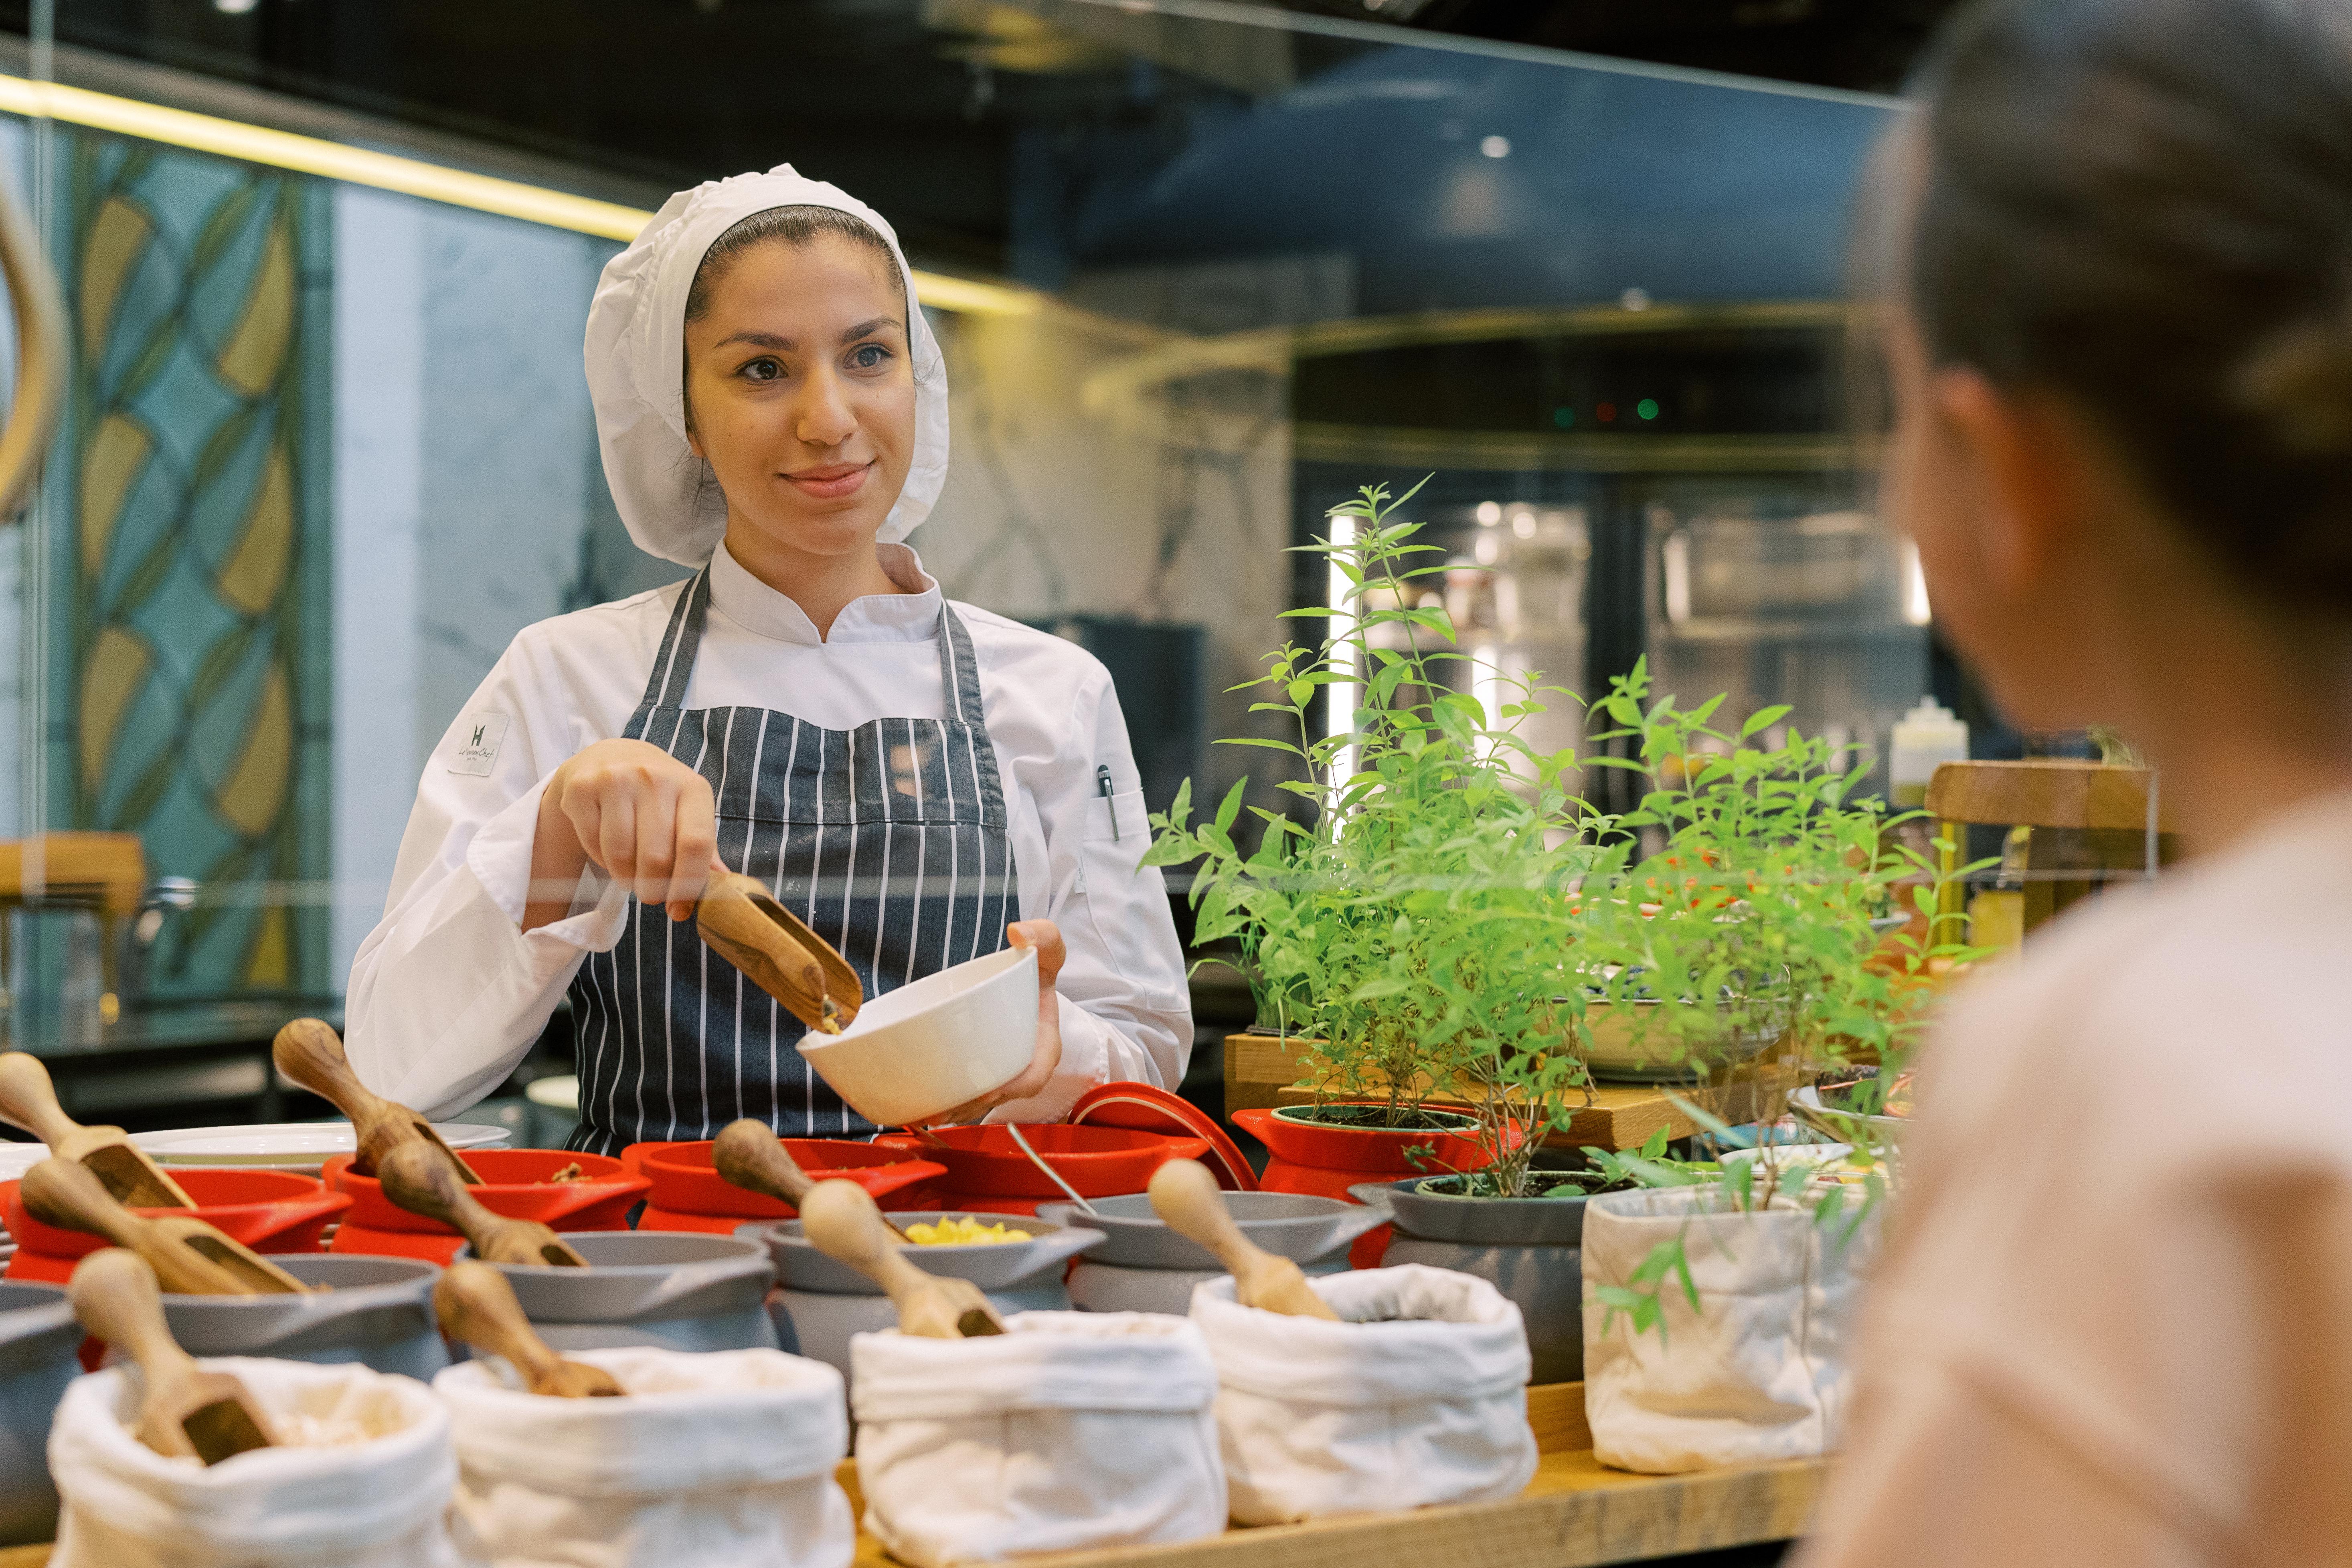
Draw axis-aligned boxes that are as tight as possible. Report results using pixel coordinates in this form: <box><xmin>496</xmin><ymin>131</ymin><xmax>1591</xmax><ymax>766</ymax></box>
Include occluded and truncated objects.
<box><xmin>1889</xmin><ymin>698</ymin><xmax>1968</xmax><ymax>808</ymax></box>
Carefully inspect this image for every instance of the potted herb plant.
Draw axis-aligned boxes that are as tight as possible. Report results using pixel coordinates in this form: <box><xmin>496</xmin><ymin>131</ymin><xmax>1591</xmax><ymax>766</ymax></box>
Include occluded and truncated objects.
<box><xmin>1148</xmin><ymin>481</ymin><xmax>1591</xmax><ymax>1209</ymax></box>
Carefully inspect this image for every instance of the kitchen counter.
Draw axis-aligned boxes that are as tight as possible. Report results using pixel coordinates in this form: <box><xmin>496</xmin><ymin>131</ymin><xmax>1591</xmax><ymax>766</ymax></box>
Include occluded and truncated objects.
<box><xmin>0</xmin><ymin>998</ymin><xmax>342</xmax><ymax>1130</ymax></box>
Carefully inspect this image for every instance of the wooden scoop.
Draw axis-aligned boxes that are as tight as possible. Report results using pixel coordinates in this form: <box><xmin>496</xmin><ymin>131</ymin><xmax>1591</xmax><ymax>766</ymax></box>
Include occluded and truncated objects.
<box><xmin>272</xmin><ymin>1018</ymin><xmax>484</xmax><ymax>1182</ymax></box>
<box><xmin>712</xmin><ymin>1118</ymin><xmax>913</xmax><ymax>1240</ymax></box>
<box><xmin>696</xmin><ymin>872</ymin><xmax>863</xmax><ymax>1032</ymax></box>
<box><xmin>1149</xmin><ymin>1158</ymin><xmax>1338</xmax><ymax>1319</ymax></box>
<box><xmin>433</xmin><ymin>1260</ymin><xmax>624</xmax><ymax>1398</ymax></box>
<box><xmin>22</xmin><ymin>1156</ymin><xmax>308</xmax><ymax>1295</ymax></box>
<box><xmin>797</xmin><ymin>1178</ymin><xmax>1004</xmax><ymax>1339</ymax></box>
<box><xmin>0</xmin><ymin>1052</ymin><xmax>194</xmax><ymax>1209</ymax></box>
<box><xmin>377</xmin><ymin>1141</ymin><xmax>587</xmax><ymax>1268</ymax></box>
<box><xmin>71</xmin><ymin>1248</ymin><xmax>280</xmax><ymax>1464</ymax></box>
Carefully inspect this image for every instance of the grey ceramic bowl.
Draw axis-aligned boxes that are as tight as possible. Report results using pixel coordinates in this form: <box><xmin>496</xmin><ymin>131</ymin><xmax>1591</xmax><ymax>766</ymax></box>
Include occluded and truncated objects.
<box><xmin>162</xmin><ymin>1254</ymin><xmax>446</xmax><ymax>1380</ymax></box>
<box><xmin>470</xmin><ymin>1230</ymin><xmax>778</xmax><ymax>1353</ymax></box>
<box><xmin>743</xmin><ymin>1211</ymin><xmax>1103</xmax><ymax>1388</ymax></box>
<box><xmin>0</xmin><ymin>1282</ymin><xmax>76</xmax><ymax>1547</ymax></box>
<box><xmin>742</xmin><ymin>1210</ymin><xmax>1104</xmax><ymax>1295</ymax></box>
<box><xmin>1035</xmin><ymin>1192</ymin><xmax>1390</xmax><ymax>1270</ymax></box>
<box><xmin>1352</xmin><ymin>1177</ymin><xmax>1588</xmax><ymax>1383</ymax></box>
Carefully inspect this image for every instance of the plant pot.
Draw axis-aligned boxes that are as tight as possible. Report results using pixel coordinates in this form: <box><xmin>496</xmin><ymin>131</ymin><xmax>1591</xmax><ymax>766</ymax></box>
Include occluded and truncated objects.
<box><xmin>621</xmin><ymin>1138</ymin><xmax>946</xmax><ymax>1233</ymax></box>
<box><xmin>868</xmin><ymin>1124</ymin><xmax>1209</xmax><ymax>1216</ymax></box>
<box><xmin>142</xmin><ymin>1255</ymin><xmax>447</xmax><ymax>1380</ymax></box>
<box><xmin>1036</xmin><ymin>1192</ymin><xmax>1389</xmax><ymax>1315</ymax></box>
<box><xmin>1582</xmin><ymin>1183</ymin><xmax>1881</xmax><ymax>1472</ymax></box>
<box><xmin>1350</xmin><ymin>1175</ymin><xmax>1587</xmax><ymax>1384</ymax></box>
<box><xmin>0</xmin><ymin>1282</ymin><xmax>75</xmax><ymax>1546</ymax></box>
<box><xmin>0</xmin><ymin>1169</ymin><xmax>350</xmax><ymax>1283</ymax></box>
<box><xmin>469</xmin><ymin>1230</ymin><xmax>779</xmax><ymax>1354</ymax></box>
<box><xmin>323</xmin><ymin>1149</ymin><xmax>649</xmax><ymax>1262</ymax></box>
<box><xmin>1233</xmin><ymin>1104</ymin><xmax>1498</xmax><ymax>1268</ymax></box>
<box><xmin>739</xmin><ymin>1210</ymin><xmax>1103</xmax><ymax>1393</ymax></box>
<box><xmin>1579</xmin><ymin>999</ymin><xmax>1783</xmax><ymax>1084</ymax></box>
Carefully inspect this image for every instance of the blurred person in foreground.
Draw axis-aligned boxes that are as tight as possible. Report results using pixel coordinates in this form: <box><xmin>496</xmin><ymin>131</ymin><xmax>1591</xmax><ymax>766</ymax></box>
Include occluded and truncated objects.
<box><xmin>1802</xmin><ymin>0</ymin><xmax>2352</xmax><ymax>1562</ymax></box>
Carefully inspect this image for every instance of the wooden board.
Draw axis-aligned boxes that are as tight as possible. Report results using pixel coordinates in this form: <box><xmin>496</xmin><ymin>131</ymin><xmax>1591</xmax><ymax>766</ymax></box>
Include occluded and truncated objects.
<box><xmin>847</xmin><ymin>1382</ymin><xmax>1820</xmax><ymax>1568</ymax></box>
<box><xmin>1924</xmin><ymin>758</ymin><xmax>2176</xmax><ymax>833</ymax></box>
<box><xmin>1227</xmin><ymin>1033</ymin><xmax>1799</xmax><ymax>1151</ymax></box>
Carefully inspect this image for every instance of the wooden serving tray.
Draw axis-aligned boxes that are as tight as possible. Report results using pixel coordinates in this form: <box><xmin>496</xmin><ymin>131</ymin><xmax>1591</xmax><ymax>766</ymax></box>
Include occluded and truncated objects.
<box><xmin>0</xmin><ymin>1387</ymin><xmax>1822</xmax><ymax>1568</ymax></box>
<box><xmin>1225</xmin><ymin>1032</ymin><xmax>1802</xmax><ymax>1153</ymax></box>
<box><xmin>846</xmin><ymin>1382</ymin><xmax>1823</xmax><ymax>1568</ymax></box>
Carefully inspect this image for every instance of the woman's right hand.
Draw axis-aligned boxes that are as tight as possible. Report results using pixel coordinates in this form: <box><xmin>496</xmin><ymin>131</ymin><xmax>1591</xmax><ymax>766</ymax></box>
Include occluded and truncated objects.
<box><xmin>526</xmin><ymin>739</ymin><xmax>723</xmax><ymax>929</ymax></box>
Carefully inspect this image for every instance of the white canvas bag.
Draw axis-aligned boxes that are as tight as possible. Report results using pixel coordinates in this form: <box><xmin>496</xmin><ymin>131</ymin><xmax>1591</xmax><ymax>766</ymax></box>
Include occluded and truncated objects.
<box><xmin>48</xmin><ymin>1357</ymin><xmax>458</xmax><ymax>1568</ymax></box>
<box><xmin>1190</xmin><ymin>1265</ymin><xmax>1536</xmax><ymax>1524</ymax></box>
<box><xmin>432</xmin><ymin>1346</ymin><xmax>852</xmax><ymax>1568</ymax></box>
<box><xmin>850</xmin><ymin>1311</ymin><xmax>1225</xmax><ymax>1568</ymax></box>
<box><xmin>1582</xmin><ymin>1184</ymin><xmax>1880</xmax><ymax>1473</ymax></box>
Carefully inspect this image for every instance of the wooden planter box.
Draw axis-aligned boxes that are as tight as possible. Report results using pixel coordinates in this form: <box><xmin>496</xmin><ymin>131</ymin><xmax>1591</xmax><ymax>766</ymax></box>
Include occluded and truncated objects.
<box><xmin>1224</xmin><ymin>1033</ymin><xmax>1804</xmax><ymax>1153</ymax></box>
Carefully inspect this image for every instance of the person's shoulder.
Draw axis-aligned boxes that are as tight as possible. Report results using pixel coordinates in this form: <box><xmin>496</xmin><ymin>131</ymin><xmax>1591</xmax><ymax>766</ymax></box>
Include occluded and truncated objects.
<box><xmin>951</xmin><ymin>603</ymin><xmax>1114</xmax><ymax>696</ymax></box>
<box><xmin>503</xmin><ymin>580</ymin><xmax>688</xmax><ymax>666</ymax></box>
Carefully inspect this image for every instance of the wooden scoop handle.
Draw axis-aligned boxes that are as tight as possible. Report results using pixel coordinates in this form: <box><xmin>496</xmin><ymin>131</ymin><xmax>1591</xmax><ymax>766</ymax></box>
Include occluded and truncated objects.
<box><xmin>0</xmin><ymin>1052</ymin><xmax>81</xmax><ymax>1145</ymax></box>
<box><xmin>435</xmin><ymin>1261</ymin><xmax>621</xmax><ymax>1397</ymax></box>
<box><xmin>70</xmin><ymin>1246</ymin><xmax>194</xmax><ymax>1380</ymax></box>
<box><xmin>1150</xmin><ymin>1158</ymin><xmax>1338</xmax><ymax>1320</ymax></box>
<box><xmin>379</xmin><ymin>1139</ymin><xmax>501</xmax><ymax>1248</ymax></box>
<box><xmin>274</xmin><ymin>1018</ymin><xmax>483</xmax><ymax>1182</ymax></box>
<box><xmin>714</xmin><ymin>1118</ymin><xmax>814</xmax><ymax>1206</ymax></box>
<box><xmin>23</xmin><ymin>1155</ymin><xmax>143</xmax><ymax>1250</ymax></box>
<box><xmin>696</xmin><ymin>873</ymin><xmax>863</xmax><ymax>1030</ymax></box>
<box><xmin>798</xmin><ymin>1178</ymin><xmax>1002</xmax><ymax>1337</ymax></box>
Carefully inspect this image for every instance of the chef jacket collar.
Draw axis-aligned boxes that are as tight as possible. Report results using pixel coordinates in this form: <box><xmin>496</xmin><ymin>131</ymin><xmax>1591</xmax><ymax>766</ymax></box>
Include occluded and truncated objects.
<box><xmin>707</xmin><ymin>539</ymin><xmax>943</xmax><ymax>646</ymax></box>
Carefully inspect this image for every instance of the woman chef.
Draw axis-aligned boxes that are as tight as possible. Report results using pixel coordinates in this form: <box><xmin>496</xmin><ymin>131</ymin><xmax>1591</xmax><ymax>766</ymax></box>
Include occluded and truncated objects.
<box><xmin>344</xmin><ymin>166</ymin><xmax>1192</xmax><ymax>1155</ymax></box>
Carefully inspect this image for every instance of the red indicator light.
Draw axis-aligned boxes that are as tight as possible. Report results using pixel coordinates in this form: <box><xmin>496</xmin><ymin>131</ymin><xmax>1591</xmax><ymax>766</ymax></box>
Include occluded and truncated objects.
<box><xmin>1597</xmin><ymin>401</ymin><xmax>1617</xmax><ymax>423</ymax></box>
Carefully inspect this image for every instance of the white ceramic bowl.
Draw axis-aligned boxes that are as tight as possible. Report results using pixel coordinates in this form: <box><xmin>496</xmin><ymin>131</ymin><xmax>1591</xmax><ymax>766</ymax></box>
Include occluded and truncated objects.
<box><xmin>797</xmin><ymin>945</ymin><xmax>1038</xmax><ymax>1125</ymax></box>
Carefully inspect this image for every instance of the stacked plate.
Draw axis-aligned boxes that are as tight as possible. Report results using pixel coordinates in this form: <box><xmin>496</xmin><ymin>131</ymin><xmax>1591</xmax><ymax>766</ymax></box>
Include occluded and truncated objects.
<box><xmin>132</xmin><ymin>1120</ymin><xmax>512</xmax><ymax>1177</ymax></box>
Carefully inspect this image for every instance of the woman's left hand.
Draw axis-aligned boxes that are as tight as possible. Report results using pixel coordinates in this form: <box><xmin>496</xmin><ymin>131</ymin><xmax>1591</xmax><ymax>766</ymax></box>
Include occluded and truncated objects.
<box><xmin>916</xmin><ymin>921</ymin><xmax>1065</xmax><ymax>1126</ymax></box>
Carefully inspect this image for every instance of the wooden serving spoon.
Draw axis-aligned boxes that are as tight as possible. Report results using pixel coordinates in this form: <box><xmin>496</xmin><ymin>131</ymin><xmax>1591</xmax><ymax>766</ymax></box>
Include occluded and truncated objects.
<box><xmin>71</xmin><ymin>1247</ymin><xmax>280</xmax><ymax>1463</ymax></box>
<box><xmin>272</xmin><ymin>1018</ymin><xmax>485</xmax><ymax>1182</ymax></box>
<box><xmin>696</xmin><ymin>873</ymin><xmax>863</xmax><ymax>1033</ymax></box>
<box><xmin>22</xmin><ymin>1156</ymin><xmax>308</xmax><ymax>1296</ymax></box>
<box><xmin>712</xmin><ymin>1118</ymin><xmax>913</xmax><ymax>1240</ymax></box>
<box><xmin>797</xmin><ymin>1178</ymin><xmax>1004</xmax><ymax>1339</ymax></box>
<box><xmin>433</xmin><ymin>1260</ymin><xmax>624</xmax><ymax>1398</ymax></box>
<box><xmin>1149</xmin><ymin>1158</ymin><xmax>1339</xmax><ymax>1320</ymax></box>
<box><xmin>0</xmin><ymin>1052</ymin><xmax>194</xmax><ymax>1209</ymax></box>
<box><xmin>376</xmin><ymin>1141</ymin><xmax>587</xmax><ymax>1268</ymax></box>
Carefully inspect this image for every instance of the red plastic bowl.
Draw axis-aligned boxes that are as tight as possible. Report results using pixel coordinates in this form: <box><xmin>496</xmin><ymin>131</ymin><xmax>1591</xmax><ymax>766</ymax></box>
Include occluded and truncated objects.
<box><xmin>321</xmin><ymin>1149</ymin><xmax>647</xmax><ymax>1261</ymax></box>
<box><xmin>621</xmin><ymin>1139</ymin><xmax>945</xmax><ymax>1231</ymax></box>
<box><xmin>0</xmin><ymin>1168</ymin><xmax>350</xmax><ymax>1283</ymax></box>
<box><xmin>1233</xmin><ymin>1104</ymin><xmax>1505</xmax><ymax>1268</ymax></box>
<box><xmin>868</xmin><ymin>1124</ymin><xmax>1210</xmax><ymax>1200</ymax></box>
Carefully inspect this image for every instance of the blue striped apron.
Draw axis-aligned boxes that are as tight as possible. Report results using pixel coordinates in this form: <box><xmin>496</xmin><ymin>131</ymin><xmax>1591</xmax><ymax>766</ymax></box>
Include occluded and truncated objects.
<box><xmin>564</xmin><ymin>569</ymin><xmax>1020</xmax><ymax>1155</ymax></box>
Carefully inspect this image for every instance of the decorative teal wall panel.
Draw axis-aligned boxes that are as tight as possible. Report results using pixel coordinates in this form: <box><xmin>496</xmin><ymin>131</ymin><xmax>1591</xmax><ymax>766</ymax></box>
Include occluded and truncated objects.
<box><xmin>43</xmin><ymin>131</ymin><xmax>332</xmax><ymax>998</ymax></box>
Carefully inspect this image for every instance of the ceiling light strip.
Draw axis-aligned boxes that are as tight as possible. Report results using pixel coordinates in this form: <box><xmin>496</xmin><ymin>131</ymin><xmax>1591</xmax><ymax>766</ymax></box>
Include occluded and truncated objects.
<box><xmin>0</xmin><ymin>72</ymin><xmax>1040</xmax><ymax>315</ymax></box>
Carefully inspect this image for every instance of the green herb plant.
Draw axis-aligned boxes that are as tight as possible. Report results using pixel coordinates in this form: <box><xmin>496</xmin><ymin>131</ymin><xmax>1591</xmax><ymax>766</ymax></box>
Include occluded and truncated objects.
<box><xmin>1146</xmin><ymin>481</ymin><xmax>1606</xmax><ymax>1188</ymax></box>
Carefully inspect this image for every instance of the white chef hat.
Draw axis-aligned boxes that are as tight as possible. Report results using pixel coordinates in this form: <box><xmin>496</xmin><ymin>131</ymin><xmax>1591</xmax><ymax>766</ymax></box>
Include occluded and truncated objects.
<box><xmin>584</xmin><ymin>164</ymin><xmax>950</xmax><ymax>566</ymax></box>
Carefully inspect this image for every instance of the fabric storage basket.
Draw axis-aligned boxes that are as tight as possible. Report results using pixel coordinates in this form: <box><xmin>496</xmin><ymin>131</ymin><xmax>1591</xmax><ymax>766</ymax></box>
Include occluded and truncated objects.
<box><xmin>851</xmin><ymin>1311</ymin><xmax>1225</xmax><ymax>1568</ymax></box>
<box><xmin>47</xmin><ymin>1356</ymin><xmax>458</xmax><ymax>1568</ymax></box>
<box><xmin>1189</xmin><ymin>1265</ymin><xmax>1536</xmax><ymax>1524</ymax></box>
<box><xmin>1582</xmin><ymin>1184</ymin><xmax>1881</xmax><ymax>1474</ymax></box>
<box><xmin>433</xmin><ymin>1345</ymin><xmax>853</xmax><ymax>1568</ymax></box>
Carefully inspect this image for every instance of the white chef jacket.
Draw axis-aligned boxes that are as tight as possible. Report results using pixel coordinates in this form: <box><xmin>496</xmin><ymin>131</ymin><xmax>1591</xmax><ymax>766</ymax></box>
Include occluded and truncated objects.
<box><xmin>344</xmin><ymin>540</ymin><xmax>1193</xmax><ymax>1123</ymax></box>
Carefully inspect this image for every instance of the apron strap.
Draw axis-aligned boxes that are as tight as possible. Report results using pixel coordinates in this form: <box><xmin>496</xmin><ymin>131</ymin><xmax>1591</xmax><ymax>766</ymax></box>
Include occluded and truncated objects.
<box><xmin>623</xmin><ymin>569</ymin><xmax>712</xmax><ymax>741</ymax></box>
<box><xmin>936</xmin><ymin>601</ymin><xmax>1010</xmax><ymax>823</ymax></box>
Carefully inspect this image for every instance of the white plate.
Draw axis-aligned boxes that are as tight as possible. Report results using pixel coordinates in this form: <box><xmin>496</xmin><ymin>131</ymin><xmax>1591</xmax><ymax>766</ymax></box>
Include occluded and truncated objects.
<box><xmin>130</xmin><ymin>1121</ymin><xmax>511</xmax><ymax>1173</ymax></box>
<box><xmin>0</xmin><ymin>1143</ymin><xmax>46</xmax><ymax>1183</ymax></box>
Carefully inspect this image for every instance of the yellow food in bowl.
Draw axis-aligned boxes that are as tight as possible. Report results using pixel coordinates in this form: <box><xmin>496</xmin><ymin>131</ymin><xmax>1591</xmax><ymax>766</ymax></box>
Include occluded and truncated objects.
<box><xmin>904</xmin><ymin>1217</ymin><xmax>1033</xmax><ymax>1246</ymax></box>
